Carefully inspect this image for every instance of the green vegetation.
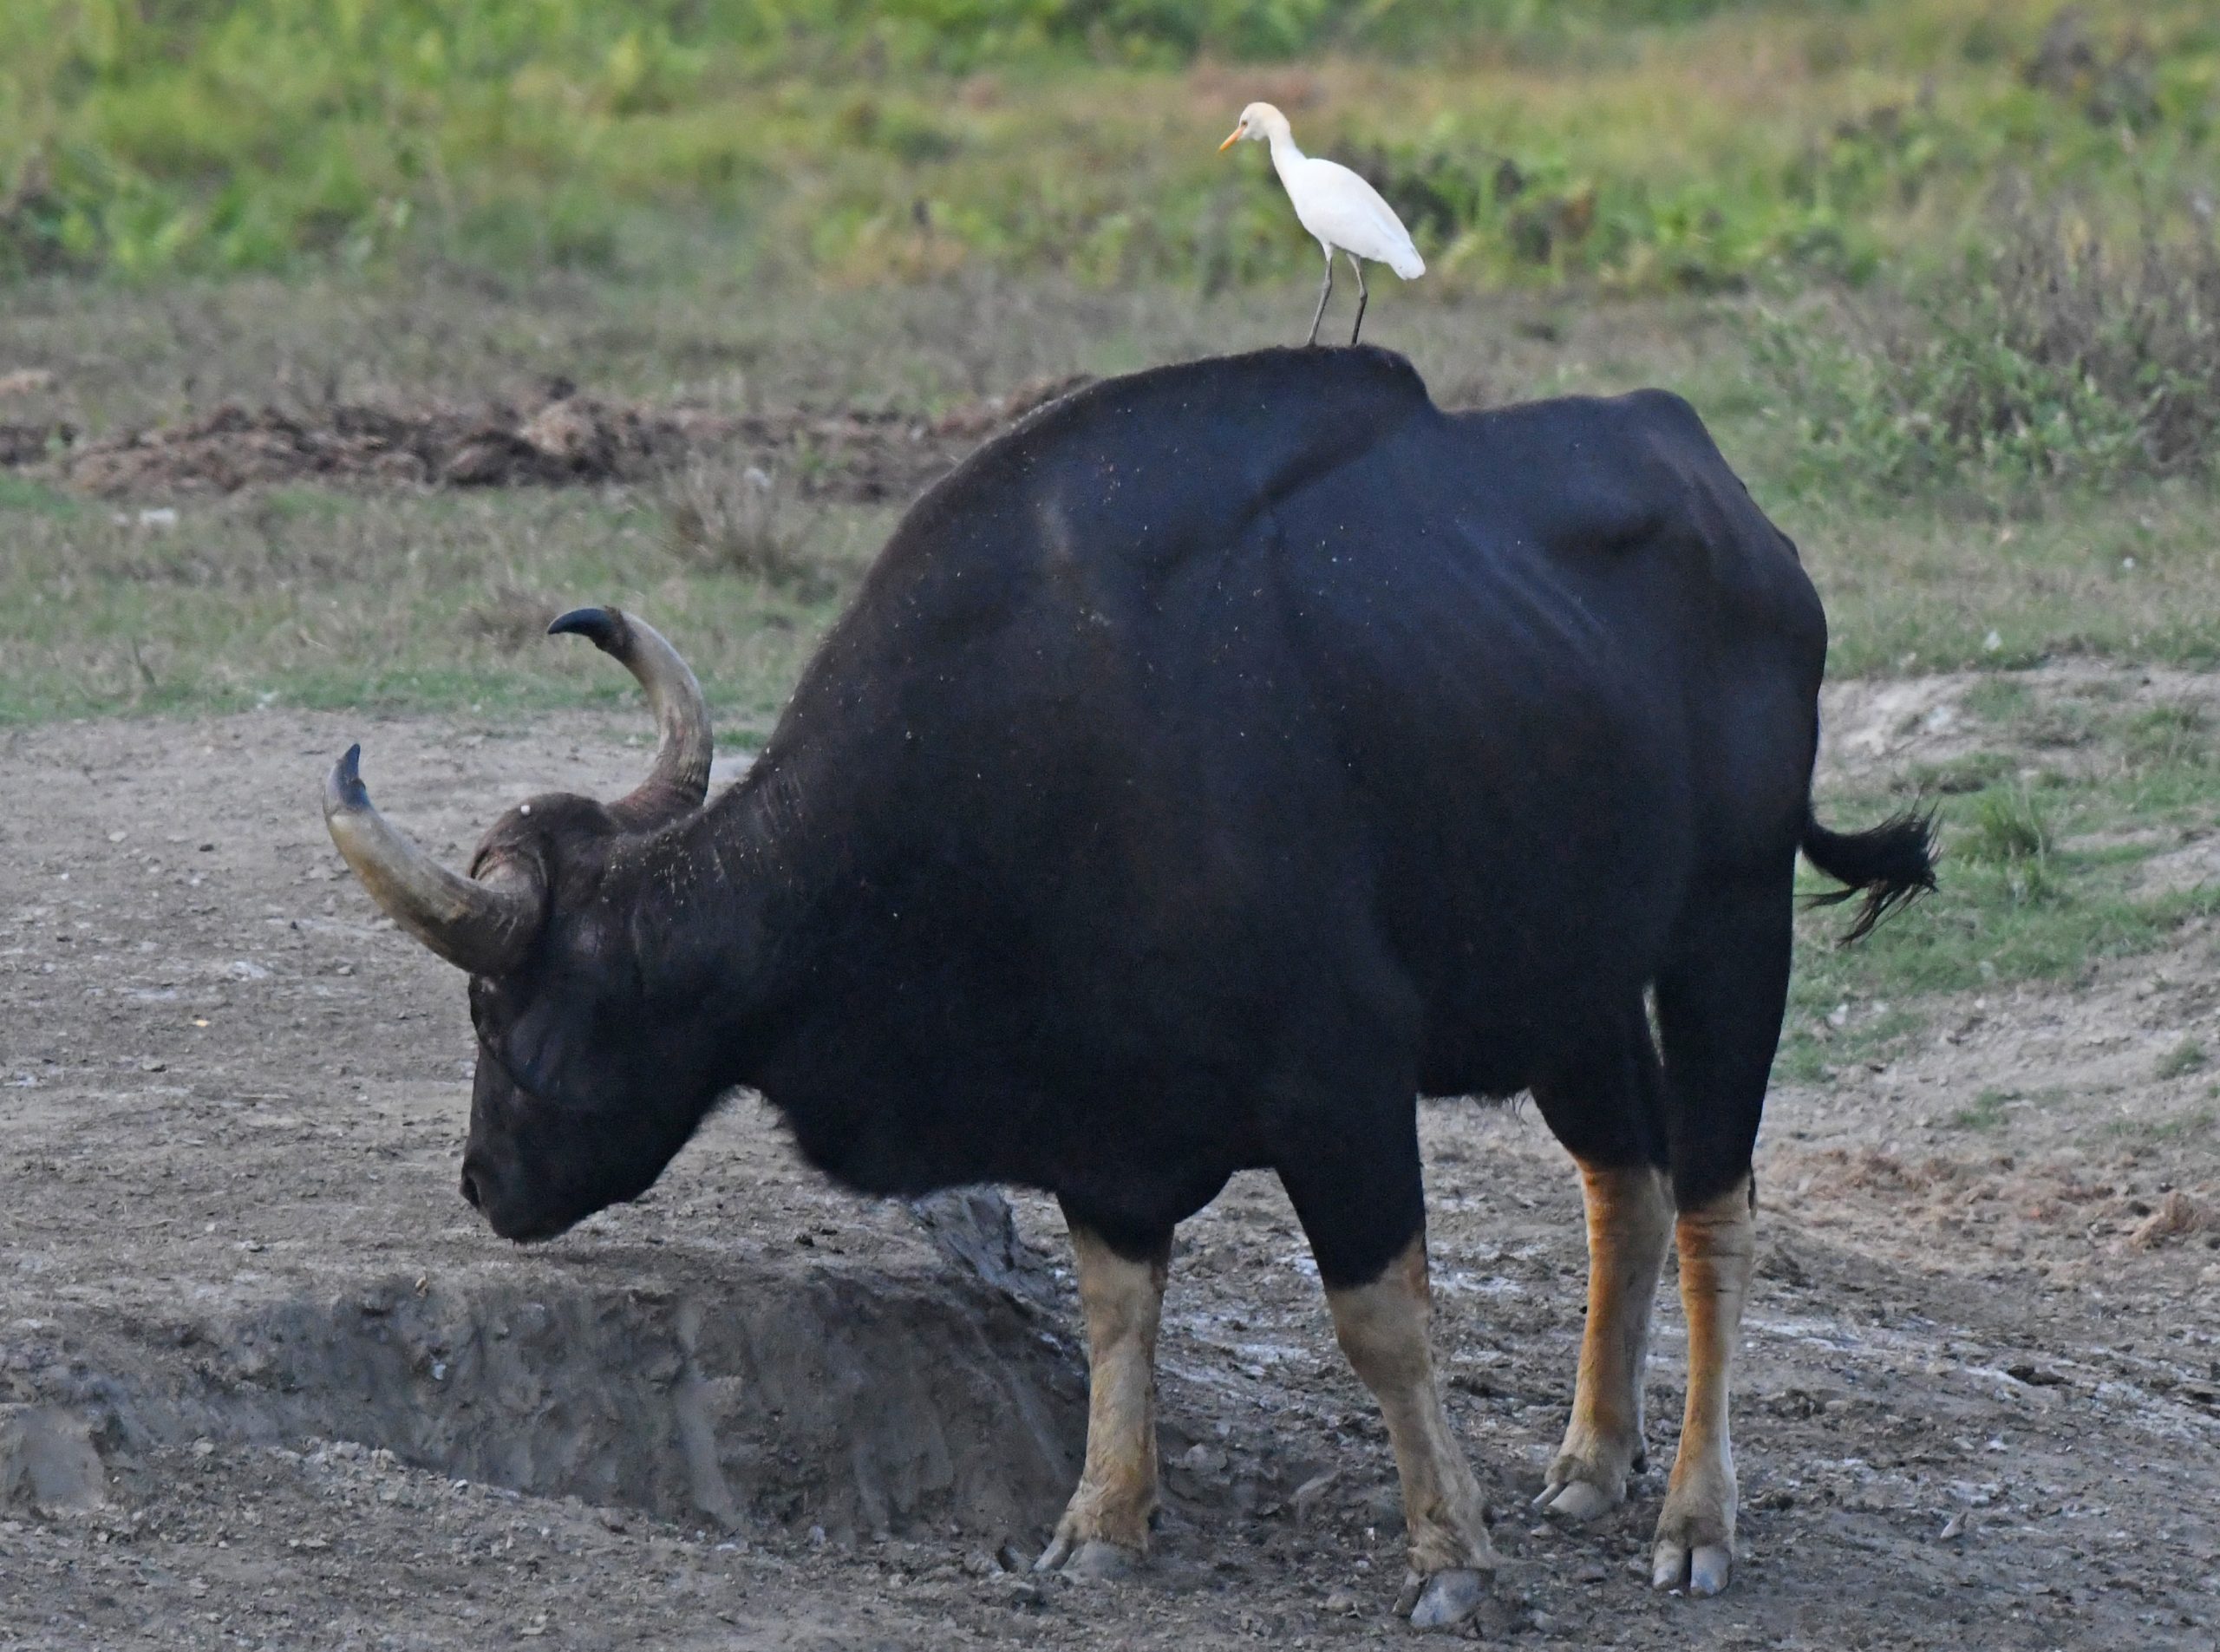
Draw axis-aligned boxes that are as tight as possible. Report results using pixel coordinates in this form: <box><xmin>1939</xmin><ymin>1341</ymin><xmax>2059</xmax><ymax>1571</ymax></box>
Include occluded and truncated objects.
<box><xmin>2156</xmin><ymin>1039</ymin><xmax>2209</xmax><ymax>1080</ymax></box>
<box><xmin>1963</xmin><ymin>782</ymin><xmax>2053</xmax><ymax>866</ymax></box>
<box><xmin>3</xmin><ymin>0</ymin><xmax>2216</xmax><ymax>293</ymax></box>
<box><xmin>0</xmin><ymin>473</ymin><xmax>891</xmax><ymax>735</ymax></box>
<box><xmin>1756</xmin><ymin>200</ymin><xmax>2220</xmax><ymax>500</ymax></box>
<box><xmin>1949</xmin><ymin>1087</ymin><xmax>2016</xmax><ymax>1131</ymax></box>
<box><xmin>1779</xmin><ymin>716</ymin><xmax>2220</xmax><ymax>1084</ymax></box>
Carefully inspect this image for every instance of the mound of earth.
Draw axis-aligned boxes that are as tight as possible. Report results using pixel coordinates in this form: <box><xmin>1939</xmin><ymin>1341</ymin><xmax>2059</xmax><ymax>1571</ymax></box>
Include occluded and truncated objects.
<box><xmin>3</xmin><ymin>372</ymin><xmax>1094</xmax><ymax>502</ymax></box>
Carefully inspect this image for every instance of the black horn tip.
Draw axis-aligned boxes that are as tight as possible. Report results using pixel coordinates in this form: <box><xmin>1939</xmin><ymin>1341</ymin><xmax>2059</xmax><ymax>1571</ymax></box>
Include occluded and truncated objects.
<box><xmin>548</xmin><ymin>605</ymin><xmax>628</xmax><ymax>655</ymax></box>
<box><xmin>323</xmin><ymin>743</ymin><xmax>369</xmax><ymax>814</ymax></box>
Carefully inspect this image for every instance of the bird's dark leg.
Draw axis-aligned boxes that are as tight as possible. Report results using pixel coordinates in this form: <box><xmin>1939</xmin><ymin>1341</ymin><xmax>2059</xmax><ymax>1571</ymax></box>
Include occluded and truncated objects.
<box><xmin>1305</xmin><ymin>247</ymin><xmax>1335</xmax><ymax>348</ymax></box>
<box><xmin>1347</xmin><ymin>251</ymin><xmax>1370</xmax><ymax>346</ymax></box>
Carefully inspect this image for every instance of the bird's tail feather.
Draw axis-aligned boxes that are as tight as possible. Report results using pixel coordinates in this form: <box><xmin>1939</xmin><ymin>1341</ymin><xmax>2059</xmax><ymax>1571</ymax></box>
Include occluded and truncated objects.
<box><xmin>1390</xmin><ymin>249</ymin><xmax>1425</xmax><ymax>280</ymax></box>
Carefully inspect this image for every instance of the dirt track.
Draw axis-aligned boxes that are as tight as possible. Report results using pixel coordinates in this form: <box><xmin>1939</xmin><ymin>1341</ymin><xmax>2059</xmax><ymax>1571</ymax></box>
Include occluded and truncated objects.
<box><xmin>3</xmin><ymin>700</ymin><xmax>2219</xmax><ymax>1649</ymax></box>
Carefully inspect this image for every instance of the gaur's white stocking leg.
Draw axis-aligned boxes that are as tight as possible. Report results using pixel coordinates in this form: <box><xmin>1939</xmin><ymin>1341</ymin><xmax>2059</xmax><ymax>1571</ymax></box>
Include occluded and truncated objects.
<box><xmin>1036</xmin><ymin>1218</ymin><xmax>1170</xmax><ymax>1578</ymax></box>
<box><xmin>1647</xmin><ymin>872</ymin><xmax>1792</xmax><ymax>1597</ymax></box>
<box><xmin>1323</xmin><ymin>1231</ymin><xmax>1496</xmax><ymax>1629</ymax></box>
<box><xmin>1536</xmin><ymin>1159</ymin><xmax>1672</xmax><ymax>1520</ymax></box>
<box><xmin>1651</xmin><ymin>1175</ymin><xmax>1754</xmax><ymax>1596</ymax></box>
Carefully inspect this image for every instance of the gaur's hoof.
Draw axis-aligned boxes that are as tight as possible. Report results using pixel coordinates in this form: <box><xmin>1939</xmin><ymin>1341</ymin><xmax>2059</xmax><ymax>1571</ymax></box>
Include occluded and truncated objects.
<box><xmin>1034</xmin><ymin>1534</ymin><xmax>1140</xmax><ymax>1579</ymax></box>
<box><xmin>1064</xmin><ymin>1539</ymin><xmax>1138</xmax><ymax>1580</ymax></box>
<box><xmin>1651</xmin><ymin>1539</ymin><xmax>1733</xmax><ymax>1596</ymax></box>
<box><xmin>1533</xmin><ymin>1477</ymin><xmax>1616</xmax><ymax>1522</ymax></box>
<box><xmin>1395</xmin><ymin>1567</ymin><xmax>1489</xmax><ymax>1630</ymax></box>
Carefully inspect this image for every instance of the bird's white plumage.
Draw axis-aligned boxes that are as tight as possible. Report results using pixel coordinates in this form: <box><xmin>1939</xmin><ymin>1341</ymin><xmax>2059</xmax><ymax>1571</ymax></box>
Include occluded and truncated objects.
<box><xmin>1224</xmin><ymin>102</ymin><xmax>1424</xmax><ymax>280</ymax></box>
<box><xmin>1273</xmin><ymin>153</ymin><xmax>1425</xmax><ymax>279</ymax></box>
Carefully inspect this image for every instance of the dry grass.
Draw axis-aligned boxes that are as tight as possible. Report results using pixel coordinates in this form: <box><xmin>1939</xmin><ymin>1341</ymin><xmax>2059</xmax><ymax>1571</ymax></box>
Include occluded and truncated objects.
<box><xmin>661</xmin><ymin>460</ymin><xmax>837</xmax><ymax>596</ymax></box>
<box><xmin>3</xmin><ymin>268</ymin><xmax>2220</xmax><ymax>733</ymax></box>
<box><xmin>1758</xmin><ymin>199</ymin><xmax>2220</xmax><ymax>498</ymax></box>
<box><xmin>2127</xmin><ymin>1188</ymin><xmax>2214</xmax><ymax>1250</ymax></box>
<box><xmin>461</xmin><ymin>584</ymin><xmax>565</xmax><ymax>654</ymax></box>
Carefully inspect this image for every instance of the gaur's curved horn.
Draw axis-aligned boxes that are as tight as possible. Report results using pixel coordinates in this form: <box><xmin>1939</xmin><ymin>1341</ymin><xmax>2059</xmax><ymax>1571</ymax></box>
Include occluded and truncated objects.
<box><xmin>323</xmin><ymin>745</ymin><xmax>544</xmax><ymax>976</ymax></box>
<box><xmin>548</xmin><ymin>606</ymin><xmax>712</xmax><ymax>829</ymax></box>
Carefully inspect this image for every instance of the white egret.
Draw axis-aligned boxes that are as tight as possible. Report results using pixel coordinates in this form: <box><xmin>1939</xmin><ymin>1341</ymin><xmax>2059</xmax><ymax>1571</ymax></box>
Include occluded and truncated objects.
<box><xmin>1219</xmin><ymin>101</ymin><xmax>1425</xmax><ymax>347</ymax></box>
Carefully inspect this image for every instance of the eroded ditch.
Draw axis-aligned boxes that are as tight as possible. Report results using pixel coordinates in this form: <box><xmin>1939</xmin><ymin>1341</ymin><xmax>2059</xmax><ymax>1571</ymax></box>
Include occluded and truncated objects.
<box><xmin>16</xmin><ymin>1253</ymin><xmax>1090</xmax><ymax>1543</ymax></box>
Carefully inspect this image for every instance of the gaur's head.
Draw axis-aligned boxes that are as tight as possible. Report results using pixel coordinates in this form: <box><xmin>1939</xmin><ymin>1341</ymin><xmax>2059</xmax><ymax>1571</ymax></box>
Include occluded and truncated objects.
<box><xmin>323</xmin><ymin>608</ymin><xmax>728</xmax><ymax>1242</ymax></box>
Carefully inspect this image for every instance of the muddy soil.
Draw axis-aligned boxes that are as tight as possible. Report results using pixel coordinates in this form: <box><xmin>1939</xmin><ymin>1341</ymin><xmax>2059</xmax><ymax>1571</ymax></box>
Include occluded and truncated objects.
<box><xmin>3</xmin><ymin>689</ymin><xmax>2219</xmax><ymax>1649</ymax></box>
<box><xmin>0</xmin><ymin>374</ymin><xmax>1091</xmax><ymax>502</ymax></box>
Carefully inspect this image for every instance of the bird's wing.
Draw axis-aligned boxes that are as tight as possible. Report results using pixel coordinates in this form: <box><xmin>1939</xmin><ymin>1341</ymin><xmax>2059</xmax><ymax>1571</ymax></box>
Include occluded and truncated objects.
<box><xmin>1287</xmin><ymin>159</ymin><xmax>1421</xmax><ymax>270</ymax></box>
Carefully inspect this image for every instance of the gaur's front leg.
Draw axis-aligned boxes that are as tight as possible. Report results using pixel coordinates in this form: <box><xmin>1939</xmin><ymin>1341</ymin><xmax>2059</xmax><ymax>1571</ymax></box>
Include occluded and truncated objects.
<box><xmin>1536</xmin><ymin>1159</ymin><xmax>1671</xmax><ymax>1520</ymax></box>
<box><xmin>1323</xmin><ymin>1231</ymin><xmax>1496</xmax><ymax>1628</ymax></box>
<box><xmin>1035</xmin><ymin>1217</ymin><xmax>1171</xmax><ymax>1578</ymax></box>
<box><xmin>1285</xmin><ymin>1120</ymin><xmax>1496</xmax><ymax>1633</ymax></box>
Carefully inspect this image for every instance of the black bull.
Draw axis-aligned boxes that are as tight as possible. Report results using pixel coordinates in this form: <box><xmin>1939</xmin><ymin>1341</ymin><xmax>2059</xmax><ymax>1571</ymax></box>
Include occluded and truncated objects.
<box><xmin>323</xmin><ymin>346</ymin><xmax>1933</xmax><ymax>1626</ymax></box>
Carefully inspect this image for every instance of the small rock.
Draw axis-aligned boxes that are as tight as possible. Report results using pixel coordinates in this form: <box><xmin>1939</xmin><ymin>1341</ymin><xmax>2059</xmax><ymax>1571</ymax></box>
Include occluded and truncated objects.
<box><xmin>963</xmin><ymin>1550</ymin><xmax>1003</xmax><ymax>1577</ymax></box>
<box><xmin>1293</xmin><ymin>1468</ymin><xmax>1341</xmax><ymax>1526</ymax></box>
<box><xmin>1180</xmin><ymin>1442</ymin><xmax>1229</xmax><ymax>1476</ymax></box>
<box><xmin>0</xmin><ymin>369</ymin><xmax>56</xmax><ymax>397</ymax></box>
<box><xmin>1322</xmin><ymin>1590</ymin><xmax>1358</xmax><ymax>1615</ymax></box>
<box><xmin>0</xmin><ymin>1407</ymin><xmax>107</xmax><ymax>1513</ymax></box>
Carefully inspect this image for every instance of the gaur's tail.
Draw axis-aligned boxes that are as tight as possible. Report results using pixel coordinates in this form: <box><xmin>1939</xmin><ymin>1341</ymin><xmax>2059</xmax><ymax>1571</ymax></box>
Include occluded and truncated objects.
<box><xmin>1799</xmin><ymin>806</ymin><xmax>1937</xmax><ymax>944</ymax></box>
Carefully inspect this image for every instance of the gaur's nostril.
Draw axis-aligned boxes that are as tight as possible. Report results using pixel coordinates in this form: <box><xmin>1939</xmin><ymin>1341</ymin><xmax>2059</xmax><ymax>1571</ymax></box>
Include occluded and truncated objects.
<box><xmin>460</xmin><ymin>1168</ymin><xmax>483</xmax><ymax>1209</ymax></box>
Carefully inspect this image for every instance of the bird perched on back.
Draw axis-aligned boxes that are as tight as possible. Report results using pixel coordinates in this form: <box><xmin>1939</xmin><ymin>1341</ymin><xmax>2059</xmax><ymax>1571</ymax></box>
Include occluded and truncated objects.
<box><xmin>1220</xmin><ymin>101</ymin><xmax>1424</xmax><ymax>348</ymax></box>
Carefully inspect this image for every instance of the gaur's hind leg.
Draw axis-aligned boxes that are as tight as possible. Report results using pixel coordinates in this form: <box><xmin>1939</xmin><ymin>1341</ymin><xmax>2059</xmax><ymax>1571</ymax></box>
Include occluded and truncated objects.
<box><xmin>1531</xmin><ymin>1009</ymin><xmax>1673</xmax><ymax>1523</ymax></box>
<box><xmin>1538</xmin><ymin>1160</ymin><xmax>1671</xmax><ymax>1520</ymax></box>
<box><xmin>1649</xmin><ymin>874</ymin><xmax>1793</xmax><ymax>1597</ymax></box>
<box><xmin>1036</xmin><ymin>1212</ymin><xmax>1171</xmax><ymax>1578</ymax></box>
<box><xmin>1283</xmin><ymin>1109</ymin><xmax>1496</xmax><ymax>1631</ymax></box>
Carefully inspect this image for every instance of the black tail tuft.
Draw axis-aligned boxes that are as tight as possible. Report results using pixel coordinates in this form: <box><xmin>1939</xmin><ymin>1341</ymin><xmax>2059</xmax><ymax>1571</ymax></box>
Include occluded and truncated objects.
<box><xmin>1799</xmin><ymin>807</ymin><xmax>1938</xmax><ymax>944</ymax></box>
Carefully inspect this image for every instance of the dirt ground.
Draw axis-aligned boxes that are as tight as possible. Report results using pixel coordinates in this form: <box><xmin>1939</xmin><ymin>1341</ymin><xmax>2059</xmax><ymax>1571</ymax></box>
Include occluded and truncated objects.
<box><xmin>3</xmin><ymin>690</ymin><xmax>2220</xmax><ymax>1650</ymax></box>
<box><xmin>0</xmin><ymin>375</ymin><xmax>1091</xmax><ymax>501</ymax></box>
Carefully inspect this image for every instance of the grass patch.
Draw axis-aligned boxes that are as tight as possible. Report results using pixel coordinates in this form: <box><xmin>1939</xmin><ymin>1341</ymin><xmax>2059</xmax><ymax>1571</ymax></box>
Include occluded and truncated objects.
<box><xmin>2101</xmin><ymin>1105</ymin><xmax>2217</xmax><ymax>1143</ymax></box>
<box><xmin>1756</xmin><ymin>199</ymin><xmax>2220</xmax><ymax>503</ymax></box>
<box><xmin>661</xmin><ymin>460</ymin><xmax>849</xmax><ymax>598</ymax></box>
<box><xmin>2</xmin><ymin>1</ymin><xmax>2215</xmax><ymax>290</ymax></box>
<box><xmin>1962</xmin><ymin>783</ymin><xmax>2053</xmax><ymax>865</ymax></box>
<box><xmin>1784</xmin><ymin>480</ymin><xmax>2220</xmax><ymax>676</ymax></box>
<box><xmin>1779</xmin><ymin>767</ymin><xmax>2220</xmax><ymax>1085</ymax></box>
<box><xmin>2156</xmin><ymin>1040</ymin><xmax>2210</xmax><ymax>1081</ymax></box>
<box><xmin>0</xmin><ymin>480</ymin><xmax>895</xmax><ymax>735</ymax></box>
<box><xmin>1949</xmin><ymin>1087</ymin><xmax>2016</xmax><ymax>1132</ymax></box>
<box><xmin>1905</xmin><ymin>751</ymin><xmax>2017</xmax><ymax>796</ymax></box>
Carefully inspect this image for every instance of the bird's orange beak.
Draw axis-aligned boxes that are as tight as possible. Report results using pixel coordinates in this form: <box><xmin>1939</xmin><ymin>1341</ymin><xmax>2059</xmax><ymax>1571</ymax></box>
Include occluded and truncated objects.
<box><xmin>1218</xmin><ymin>125</ymin><xmax>1244</xmax><ymax>152</ymax></box>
